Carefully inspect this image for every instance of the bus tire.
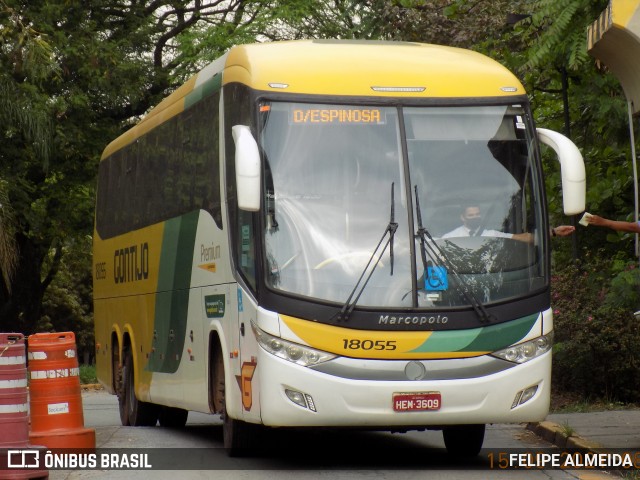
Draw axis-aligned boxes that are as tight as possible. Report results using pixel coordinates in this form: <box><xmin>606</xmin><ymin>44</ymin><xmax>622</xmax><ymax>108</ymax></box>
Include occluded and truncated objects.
<box><xmin>222</xmin><ymin>406</ymin><xmax>255</xmax><ymax>456</ymax></box>
<box><xmin>122</xmin><ymin>349</ymin><xmax>159</xmax><ymax>427</ymax></box>
<box><xmin>115</xmin><ymin>347</ymin><xmax>129</xmax><ymax>426</ymax></box>
<box><xmin>159</xmin><ymin>406</ymin><xmax>189</xmax><ymax>428</ymax></box>
<box><xmin>210</xmin><ymin>339</ymin><xmax>224</xmax><ymax>414</ymax></box>
<box><xmin>442</xmin><ymin>424</ymin><xmax>485</xmax><ymax>458</ymax></box>
<box><xmin>210</xmin><ymin>335</ymin><xmax>258</xmax><ymax>455</ymax></box>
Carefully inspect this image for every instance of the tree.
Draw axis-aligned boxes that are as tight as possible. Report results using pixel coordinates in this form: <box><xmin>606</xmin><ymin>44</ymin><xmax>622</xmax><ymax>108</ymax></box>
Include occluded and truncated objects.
<box><xmin>0</xmin><ymin>0</ymin><xmax>278</xmax><ymax>334</ymax></box>
<box><xmin>0</xmin><ymin>0</ymin><xmax>57</xmax><ymax>331</ymax></box>
<box><xmin>251</xmin><ymin>0</ymin><xmax>529</xmax><ymax>45</ymax></box>
<box><xmin>259</xmin><ymin>0</ymin><xmax>389</xmax><ymax>41</ymax></box>
<box><xmin>0</xmin><ymin>179</ymin><xmax>18</xmax><ymax>293</ymax></box>
<box><xmin>508</xmin><ymin>0</ymin><xmax>635</xmax><ymax>260</ymax></box>
<box><xmin>0</xmin><ymin>1</ymin><xmax>56</xmax><ymax>297</ymax></box>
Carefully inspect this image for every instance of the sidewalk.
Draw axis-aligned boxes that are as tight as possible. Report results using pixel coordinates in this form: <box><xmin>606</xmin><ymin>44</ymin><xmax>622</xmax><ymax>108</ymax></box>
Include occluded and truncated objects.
<box><xmin>527</xmin><ymin>410</ymin><xmax>640</xmax><ymax>451</ymax></box>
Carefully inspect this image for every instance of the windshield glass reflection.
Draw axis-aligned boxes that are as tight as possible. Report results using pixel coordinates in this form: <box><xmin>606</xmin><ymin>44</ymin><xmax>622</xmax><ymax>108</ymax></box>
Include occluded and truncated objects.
<box><xmin>260</xmin><ymin>102</ymin><xmax>545</xmax><ymax>309</ymax></box>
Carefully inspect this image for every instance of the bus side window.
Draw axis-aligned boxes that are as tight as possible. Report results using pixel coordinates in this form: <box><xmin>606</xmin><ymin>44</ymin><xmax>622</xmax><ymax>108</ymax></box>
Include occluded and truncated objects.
<box><xmin>183</xmin><ymin>92</ymin><xmax>222</xmax><ymax>229</ymax></box>
<box><xmin>225</xmin><ymin>83</ymin><xmax>258</xmax><ymax>291</ymax></box>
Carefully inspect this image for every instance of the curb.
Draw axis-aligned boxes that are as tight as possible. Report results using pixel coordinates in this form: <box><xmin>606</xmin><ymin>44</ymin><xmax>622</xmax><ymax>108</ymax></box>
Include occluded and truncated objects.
<box><xmin>81</xmin><ymin>383</ymin><xmax>104</xmax><ymax>391</ymax></box>
<box><xmin>526</xmin><ymin>421</ymin><xmax>602</xmax><ymax>451</ymax></box>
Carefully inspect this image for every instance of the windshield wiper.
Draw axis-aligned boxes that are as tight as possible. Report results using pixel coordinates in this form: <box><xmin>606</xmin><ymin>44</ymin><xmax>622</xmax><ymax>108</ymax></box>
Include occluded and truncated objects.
<box><xmin>389</xmin><ymin>182</ymin><xmax>397</xmax><ymax>275</ymax></box>
<box><xmin>335</xmin><ymin>183</ymin><xmax>398</xmax><ymax>322</ymax></box>
<box><xmin>414</xmin><ymin>186</ymin><xmax>494</xmax><ymax>324</ymax></box>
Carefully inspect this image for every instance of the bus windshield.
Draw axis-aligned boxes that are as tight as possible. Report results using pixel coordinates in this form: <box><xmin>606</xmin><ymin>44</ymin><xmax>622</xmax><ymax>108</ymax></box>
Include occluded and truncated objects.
<box><xmin>260</xmin><ymin>102</ymin><xmax>546</xmax><ymax>309</ymax></box>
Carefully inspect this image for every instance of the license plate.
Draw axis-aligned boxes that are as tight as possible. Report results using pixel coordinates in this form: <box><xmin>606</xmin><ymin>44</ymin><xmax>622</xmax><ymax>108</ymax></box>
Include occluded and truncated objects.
<box><xmin>393</xmin><ymin>392</ymin><xmax>441</xmax><ymax>412</ymax></box>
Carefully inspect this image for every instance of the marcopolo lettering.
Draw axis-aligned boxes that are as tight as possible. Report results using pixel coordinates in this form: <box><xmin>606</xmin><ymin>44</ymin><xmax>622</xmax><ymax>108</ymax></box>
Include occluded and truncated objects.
<box><xmin>378</xmin><ymin>314</ymin><xmax>448</xmax><ymax>325</ymax></box>
<box><xmin>114</xmin><ymin>243</ymin><xmax>149</xmax><ymax>284</ymax></box>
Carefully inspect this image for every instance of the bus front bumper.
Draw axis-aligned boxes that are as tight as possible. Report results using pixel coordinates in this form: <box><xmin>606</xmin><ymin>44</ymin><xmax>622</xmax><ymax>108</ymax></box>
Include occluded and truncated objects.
<box><xmin>256</xmin><ymin>349</ymin><xmax>550</xmax><ymax>428</ymax></box>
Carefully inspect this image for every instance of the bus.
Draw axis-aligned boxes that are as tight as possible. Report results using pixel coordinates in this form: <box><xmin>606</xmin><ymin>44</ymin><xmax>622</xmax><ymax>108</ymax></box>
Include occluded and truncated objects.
<box><xmin>93</xmin><ymin>39</ymin><xmax>586</xmax><ymax>456</ymax></box>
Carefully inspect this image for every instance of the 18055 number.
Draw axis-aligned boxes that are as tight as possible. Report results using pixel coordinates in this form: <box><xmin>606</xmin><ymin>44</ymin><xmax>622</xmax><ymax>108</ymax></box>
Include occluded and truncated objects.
<box><xmin>342</xmin><ymin>339</ymin><xmax>397</xmax><ymax>350</ymax></box>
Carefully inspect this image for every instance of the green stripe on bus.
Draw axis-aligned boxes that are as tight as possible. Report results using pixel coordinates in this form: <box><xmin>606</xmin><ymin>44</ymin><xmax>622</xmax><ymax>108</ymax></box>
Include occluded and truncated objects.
<box><xmin>147</xmin><ymin>211</ymin><xmax>200</xmax><ymax>373</ymax></box>
<box><xmin>465</xmin><ymin>313</ymin><xmax>539</xmax><ymax>351</ymax></box>
<box><xmin>410</xmin><ymin>313</ymin><xmax>539</xmax><ymax>353</ymax></box>
<box><xmin>184</xmin><ymin>74</ymin><xmax>222</xmax><ymax>110</ymax></box>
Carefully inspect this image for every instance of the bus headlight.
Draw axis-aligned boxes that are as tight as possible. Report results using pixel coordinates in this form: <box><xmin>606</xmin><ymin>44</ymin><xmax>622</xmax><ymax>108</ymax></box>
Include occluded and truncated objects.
<box><xmin>252</xmin><ymin>323</ymin><xmax>336</xmax><ymax>367</ymax></box>
<box><xmin>492</xmin><ymin>334</ymin><xmax>552</xmax><ymax>364</ymax></box>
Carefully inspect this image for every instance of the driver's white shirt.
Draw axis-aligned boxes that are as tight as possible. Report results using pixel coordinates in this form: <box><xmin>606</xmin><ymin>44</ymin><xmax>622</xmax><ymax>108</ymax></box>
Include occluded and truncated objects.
<box><xmin>441</xmin><ymin>225</ymin><xmax>513</xmax><ymax>239</ymax></box>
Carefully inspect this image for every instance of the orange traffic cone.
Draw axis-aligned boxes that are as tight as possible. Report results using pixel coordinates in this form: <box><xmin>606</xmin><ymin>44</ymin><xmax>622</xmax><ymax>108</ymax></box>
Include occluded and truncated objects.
<box><xmin>0</xmin><ymin>333</ymin><xmax>48</xmax><ymax>479</ymax></box>
<box><xmin>27</xmin><ymin>332</ymin><xmax>95</xmax><ymax>451</ymax></box>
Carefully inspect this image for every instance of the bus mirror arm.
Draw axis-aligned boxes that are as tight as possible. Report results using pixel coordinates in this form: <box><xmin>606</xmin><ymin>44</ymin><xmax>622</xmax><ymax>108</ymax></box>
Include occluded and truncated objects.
<box><xmin>536</xmin><ymin>128</ymin><xmax>586</xmax><ymax>216</ymax></box>
<box><xmin>232</xmin><ymin>125</ymin><xmax>261</xmax><ymax>212</ymax></box>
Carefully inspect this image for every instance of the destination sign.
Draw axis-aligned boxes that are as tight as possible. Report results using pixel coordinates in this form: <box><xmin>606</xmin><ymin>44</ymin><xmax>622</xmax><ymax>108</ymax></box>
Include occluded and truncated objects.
<box><xmin>291</xmin><ymin>107</ymin><xmax>384</xmax><ymax>124</ymax></box>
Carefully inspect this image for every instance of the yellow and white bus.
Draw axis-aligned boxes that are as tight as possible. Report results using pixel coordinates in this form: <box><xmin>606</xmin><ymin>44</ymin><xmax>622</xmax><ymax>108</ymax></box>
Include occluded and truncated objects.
<box><xmin>93</xmin><ymin>40</ymin><xmax>585</xmax><ymax>456</ymax></box>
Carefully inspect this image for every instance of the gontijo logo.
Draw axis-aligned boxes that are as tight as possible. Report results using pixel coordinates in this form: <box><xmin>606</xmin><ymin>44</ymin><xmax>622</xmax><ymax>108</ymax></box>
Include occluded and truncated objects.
<box><xmin>113</xmin><ymin>242</ymin><xmax>149</xmax><ymax>283</ymax></box>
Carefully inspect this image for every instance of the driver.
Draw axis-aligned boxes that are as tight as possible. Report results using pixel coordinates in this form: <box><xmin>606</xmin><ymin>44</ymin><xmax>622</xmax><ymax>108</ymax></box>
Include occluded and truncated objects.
<box><xmin>441</xmin><ymin>205</ymin><xmax>574</xmax><ymax>242</ymax></box>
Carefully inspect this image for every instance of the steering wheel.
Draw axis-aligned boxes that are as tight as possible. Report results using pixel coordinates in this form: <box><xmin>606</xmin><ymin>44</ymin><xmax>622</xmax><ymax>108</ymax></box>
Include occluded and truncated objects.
<box><xmin>314</xmin><ymin>251</ymin><xmax>385</xmax><ymax>270</ymax></box>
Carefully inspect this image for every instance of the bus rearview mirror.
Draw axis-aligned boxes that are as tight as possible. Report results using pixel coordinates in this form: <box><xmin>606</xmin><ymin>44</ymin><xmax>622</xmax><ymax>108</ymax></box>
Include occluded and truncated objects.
<box><xmin>536</xmin><ymin>128</ymin><xmax>586</xmax><ymax>216</ymax></box>
<box><xmin>232</xmin><ymin>125</ymin><xmax>261</xmax><ymax>212</ymax></box>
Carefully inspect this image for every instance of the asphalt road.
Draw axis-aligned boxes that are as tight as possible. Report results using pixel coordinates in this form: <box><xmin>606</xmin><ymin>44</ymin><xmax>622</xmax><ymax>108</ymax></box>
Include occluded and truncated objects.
<box><xmin>41</xmin><ymin>388</ymin><xmax>614</xmax><ymax>480</ymax></box>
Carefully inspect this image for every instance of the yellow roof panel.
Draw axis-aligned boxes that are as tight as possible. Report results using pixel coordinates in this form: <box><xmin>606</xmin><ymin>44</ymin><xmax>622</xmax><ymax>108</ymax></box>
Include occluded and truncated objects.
<box><xmin>223</xmin><ymin>40</ymin><xmax>524</xmax><ymax>98</ymax></box>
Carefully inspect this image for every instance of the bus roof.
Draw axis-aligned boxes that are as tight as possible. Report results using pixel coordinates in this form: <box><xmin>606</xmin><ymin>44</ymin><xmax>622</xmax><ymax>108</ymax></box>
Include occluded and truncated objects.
<box><xmin>223</xmin><ymin>40</ymin><xmax>524</xmax><ymax>97</ymax></box>
<box><xmin>101</xmin><ymin>40</ymin><xmax>525</xmax><ymax>160</ymax></box>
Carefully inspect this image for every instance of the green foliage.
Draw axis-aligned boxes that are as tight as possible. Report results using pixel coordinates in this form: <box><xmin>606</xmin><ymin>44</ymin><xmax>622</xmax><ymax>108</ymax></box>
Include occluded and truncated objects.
<box><xmin>39</xmin><ymin>236</ymin><xmax>94</xmax><ymax>361</ymax></box>
<box><xmin>606</xmin><ymin>262</ymin><xmax>640</xmax><ymax>311</ymax></box>
<box><xmin>250</xmin><ymin>0</ymin><xmax>390</xmax><ymax>43</ymax></box>
<box><xmin>0</xmin><ymin>179</ymin><xmax>18</xmax><ymax>290</ymax></box>
<box><xmin>79</xmin><ymin>364</ymin><xmax>98</xmax><ymax>384</ymax></box>
<box><xmin>370</xmin><ymin>0</ymin><xmax>528</xmax><ymax>47</ymax></box>
<box><xmin>523</xmin><ymin>0</ymin><xmax>608</xmax><ymax>72</ymax></box>
<box><xmin>498</xmin><ymin>0</ymin><xmax>639</xmax><ymax>295</ymax></box>
<box><xmin>0</xmin><ymin>0</ymin><xmax>280</xmax><ymax>334</ymax></box>
<box><xmin>551</xmin><ymin>253</ymin><xmax>640</xmax><ymax>402</ymax></box>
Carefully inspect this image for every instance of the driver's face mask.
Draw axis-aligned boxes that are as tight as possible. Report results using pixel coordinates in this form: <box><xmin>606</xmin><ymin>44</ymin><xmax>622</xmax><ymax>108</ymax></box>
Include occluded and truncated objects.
<box><xmin>464</xmin><ymin>216</ymin><xmax>482</xmax><ymax>232</ymax></box>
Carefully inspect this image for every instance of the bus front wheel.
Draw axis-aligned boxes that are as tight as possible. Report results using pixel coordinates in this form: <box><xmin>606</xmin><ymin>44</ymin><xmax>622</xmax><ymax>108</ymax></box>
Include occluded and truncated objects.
<box><xmin>217</xmin><ymin>359</ymin><xmax>256</xmax><ymax>454</ymax></box>
<box><xmin>442</xmin><ymin>424</ymin><xmax>485</xmax><ymax>458</ymax></box>
<box><xmin>222</xmin><ymin>406</ymin><xmax>256</xmax><ymax>456</ymax></box>
<box><xmin>212</xmin><ymin>338</ymin><xmax>258</xmax><ymax>455</ymax></box>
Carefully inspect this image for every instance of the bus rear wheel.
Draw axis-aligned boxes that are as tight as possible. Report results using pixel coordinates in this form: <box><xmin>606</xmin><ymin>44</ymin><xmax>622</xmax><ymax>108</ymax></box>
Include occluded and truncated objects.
<box><xmin>121</xmin><ymin>349</ymin><xmax>159</xmax><ymax>427</ymax></box>
<box><xmin>115</xmin><ymin>348</ymin><xmax>127</xmax><ymax>426</ymax></box>
<box><xmin>442</xmin><ymin>424</ymin><xmax>485</xmax><ymax>458</ymax></box>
